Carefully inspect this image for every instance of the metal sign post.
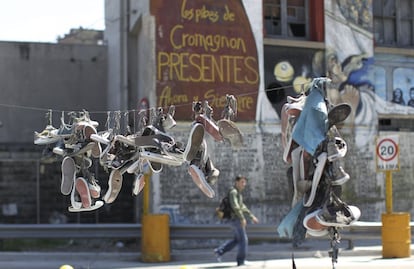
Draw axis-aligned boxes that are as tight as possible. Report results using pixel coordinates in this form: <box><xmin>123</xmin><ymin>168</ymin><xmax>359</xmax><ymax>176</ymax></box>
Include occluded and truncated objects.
<box><xmin>376</xmin><ymin>135</ymin><xmax>410</xmax><ymax>258</ymax></box>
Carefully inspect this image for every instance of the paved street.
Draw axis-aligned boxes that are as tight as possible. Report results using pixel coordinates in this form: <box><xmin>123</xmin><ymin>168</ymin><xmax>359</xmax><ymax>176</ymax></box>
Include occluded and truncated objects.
<box><xmin>0</xmin><ymin>239</ymin><xmax>413</xmax><ymax>269</ymax></box>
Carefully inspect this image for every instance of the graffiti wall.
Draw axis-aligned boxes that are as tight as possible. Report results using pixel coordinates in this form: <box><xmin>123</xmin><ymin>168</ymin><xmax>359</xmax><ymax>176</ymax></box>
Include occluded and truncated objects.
<box><xmin>151</xmin><ymin>0</ymin><xmax>260</xmax><ymax>121</ymax></box>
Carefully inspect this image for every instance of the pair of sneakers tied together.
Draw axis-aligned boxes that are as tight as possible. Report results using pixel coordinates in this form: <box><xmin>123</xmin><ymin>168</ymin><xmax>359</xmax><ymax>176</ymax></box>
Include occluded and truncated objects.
<box><xmin>187</xmin><ymin>95</ymin><xmax>244</xmax><ymax>198</ymax></box>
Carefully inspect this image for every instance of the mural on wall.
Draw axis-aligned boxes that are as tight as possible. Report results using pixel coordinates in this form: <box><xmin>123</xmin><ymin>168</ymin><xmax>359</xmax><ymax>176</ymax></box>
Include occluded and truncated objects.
<box><xmin>151</xmin><ymin>0</ymin><xmax>260</xmax><ymax>121</ymax></box>
<box><xmin>325</xmin><ymin>0</ymin><xmax>414</xmax><ymax>147</ymax></box>
<box><xmin>263</xmin><ymin>46</ymin><xmax>325</xmax><ymax>119</ymax></box>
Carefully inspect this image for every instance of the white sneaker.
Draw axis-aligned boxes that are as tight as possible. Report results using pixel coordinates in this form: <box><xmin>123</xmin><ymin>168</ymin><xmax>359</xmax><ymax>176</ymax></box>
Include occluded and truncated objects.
<box><xmin>132</xmin><ymin>173</ymin><xmax>145</xmax><ymax>196</ymax></box>
<box><xmin>104</xmin><ymin>169</ymin><xmax>123</xmax><ymax>203</ymax></box>
<box><xmin>188</xmin><ymin>164</ymin><xmax>215</xmax><ymax>198</ymax></box>
<box><xmin>303</xmin><ymin>209</ymin><xmax>329</xmax><ymax>237</ymax></box>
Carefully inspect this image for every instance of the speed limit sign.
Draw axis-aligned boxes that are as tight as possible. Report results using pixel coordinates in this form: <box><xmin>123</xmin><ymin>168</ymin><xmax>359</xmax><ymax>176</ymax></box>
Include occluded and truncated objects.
<box><xmin>376</xmin><ymin>135</ymin><xmax>399</xmax><ymax>171</ymax></box>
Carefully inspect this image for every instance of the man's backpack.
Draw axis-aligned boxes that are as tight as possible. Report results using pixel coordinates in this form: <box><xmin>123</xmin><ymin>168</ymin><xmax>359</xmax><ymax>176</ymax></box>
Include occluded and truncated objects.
<box><xmin>216</xmin><ymin>195</ymin><xmax>232</xmax><ymax>219</ymax></box>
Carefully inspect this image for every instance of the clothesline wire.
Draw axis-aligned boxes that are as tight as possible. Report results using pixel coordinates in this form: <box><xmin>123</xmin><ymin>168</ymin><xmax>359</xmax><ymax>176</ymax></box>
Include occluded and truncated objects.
<box><xmin>0</xmin><ymin>83</ymin><xmax>297</xmax><ymax>115</ymax></box>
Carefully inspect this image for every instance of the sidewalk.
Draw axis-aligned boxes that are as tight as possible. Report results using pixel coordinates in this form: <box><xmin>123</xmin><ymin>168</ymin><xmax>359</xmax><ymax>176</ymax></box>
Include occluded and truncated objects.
<box><xmin>0</xmin><ymin>239</ymin><xmax>412</xmax><ymax>269</ymax></box>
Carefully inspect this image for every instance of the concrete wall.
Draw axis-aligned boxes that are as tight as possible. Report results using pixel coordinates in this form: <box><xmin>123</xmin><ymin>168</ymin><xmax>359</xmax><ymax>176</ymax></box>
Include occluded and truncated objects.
<box><xmin>0</xmin><ymin>41</ymin><xmax>107</xmax><ymax>143</ymax></box>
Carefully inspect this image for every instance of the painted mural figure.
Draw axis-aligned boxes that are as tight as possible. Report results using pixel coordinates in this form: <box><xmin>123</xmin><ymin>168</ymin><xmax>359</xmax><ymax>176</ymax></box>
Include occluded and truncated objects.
<box><xmin>392</xmin><ymin>88</ymin><xmax>406</xmax><ymax>105</ymax></box>
<box><xmin>407</xmin><ymin>87</ymin><xmax>414</xmax><ymax>107</ymax></box>
<box><xmin>278</xmin><ymin>77</ymin><xmax>361</xmax><ymax>245</ymax></box>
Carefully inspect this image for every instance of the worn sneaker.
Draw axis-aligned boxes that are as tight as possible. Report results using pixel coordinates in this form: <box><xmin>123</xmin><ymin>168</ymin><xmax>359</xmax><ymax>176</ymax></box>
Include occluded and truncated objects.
<box><xmin>217</xmin><ymin>119</ymin><xmax>244</xmax><ymax>148</ymax></box>
<box><xmin>75</xmin><ymin>177</ymin><xmax>92</xmax><ymax>208</ymax></box>
<box><xmin>132</xmin><ymin>173</ymin><xmax>146</xmax><ymax>196</ymax></box>
<box><xmin>316</xmin><ymin>194</ymin><xmax>361</xmax><ymax>227</ymax></box>
<box><xmin>162</xmin><ymin>105</ymin><xmax>177</xmax><ymax>130</ymax></box>
<box><xmin>327</xmin><ymin>137</ymin><xmax>347</xmax><ymax>162</ymax></box>
<box><xmin>328</xmin><ymin>161</ymin><xmax>350</xmax><ymax>185</ymax></box>
<box><xmin>34</xmin><ymin>125</ymin><xmax>60</xmax><ymax>145</ymax></box>
<box><xmin>61</xmin><ymin>156</ymin><xmax>76</xmax><ymax>195</ymax></box>
<box><xmin>68</xmin><ymin>200</ymin><xmax>104</xmax><ymax>212</ymax></box>
<box><xmin>126</xmin><ymin>159</ymin><xmax>141</xmax><ymax>174</ymax></box>
<box><xmin>104</xmin><ymin>169</ymin><xmax>123</xmax><ymax>203</ymax></box>
<box><xmin>184</xmin><ymin>123</ymin><xmax>204</xmax><ymax>162</ymax></box>
<box><xmin>303</xmin><ymin>209</ymin><xmax>329</xmax><ymax>237</ymax></box>
<box><xmin>88</xmin><ymin>175</ymin><xmax>101</xmax><ymax>199</ymax></box>
<box><xmin>161</xmin><ymin>142</ymin><xmax>185</xmax><ymax>160</ymax></box>
<box><xmin>188</xmin><ymin>164</ymin><xmax>215</xmax><ymax>198</ymax></box>
<box><xmin>205</xmin><ymin>158</ymin><xmax>219</xmax><ymax>185</ymax></box>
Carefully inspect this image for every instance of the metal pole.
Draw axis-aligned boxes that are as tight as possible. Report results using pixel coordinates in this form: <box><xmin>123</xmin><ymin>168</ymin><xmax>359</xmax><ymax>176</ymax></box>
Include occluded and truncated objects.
<box><xmin>143</xmin><ymin>172</ymin><xmax>151</xmax><ymax>215</ymax></box>
<box><xmin>385</xmin><ymin>170</ymin><xmax>393</xmax><ymax>214</ymax></box>
<box><xmin>36</xmin><ymin>160</ymin><xmax>40</xmax><ymax>224</ymax></box>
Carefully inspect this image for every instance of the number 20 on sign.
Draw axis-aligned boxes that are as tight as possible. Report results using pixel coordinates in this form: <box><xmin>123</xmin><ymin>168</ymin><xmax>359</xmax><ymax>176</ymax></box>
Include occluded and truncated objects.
<box><xmin>376</xmin><ymin>135</ymin><xmax>400</xmax><ymax>172</ymax></box>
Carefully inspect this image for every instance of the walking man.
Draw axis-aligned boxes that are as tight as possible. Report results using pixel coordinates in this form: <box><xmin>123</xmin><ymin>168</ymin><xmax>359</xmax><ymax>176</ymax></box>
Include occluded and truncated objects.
<box><xmin>214</xmin><ymin>175</ymin><xmax>259</xmax><ymax>266</ymax></box>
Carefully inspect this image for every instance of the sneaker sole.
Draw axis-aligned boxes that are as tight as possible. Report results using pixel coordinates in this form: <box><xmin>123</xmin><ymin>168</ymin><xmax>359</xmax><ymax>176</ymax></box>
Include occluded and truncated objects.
<box><xmin>61</xmin><ymin>157</ymin><xmax>76</xmax><ymax>195</ymax></box>
<box><xmin>303</xmin><ymin>209</ymin><xmax>329</xmax><ymax>237</ymax></box>
<box><xmin>104</xmin><ymin>169</ymin><xmax>123</xmax><ymax>203</ymax></box>
<box><xmin>217</xmin><ymin>119</ymin><xmax>243</xmax><ymax>148</ymax></box>
<box><xmin>184</xmin><ymin>123</ymin><xmax>204</xmax><ymax>162</ymax></box>
<box><xmin>69</xmin><ymin>200</ymin><xmax>104</xmax><ymax>212</ymax></box>
<box><xmin>328</xmin><ymin>103</ymin><xmax>351</xmax><ymax>128</ymax></box>
<box><xmin>195</xmin><ymin>115</ymin><xmax>222</xmax><ymax>141</ymax></box>
<box><xmin>188</xmin><ymin>164</ymin><xmax>215</xmax><ymax>198</ymax></box>
<box><xmin>75</xmin><ymin>177</ymin><xmax>92</xmax><ymax>208</ymax></box>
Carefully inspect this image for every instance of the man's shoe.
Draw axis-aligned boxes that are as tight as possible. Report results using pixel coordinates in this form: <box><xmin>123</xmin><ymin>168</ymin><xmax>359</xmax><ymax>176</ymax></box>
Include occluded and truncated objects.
<box><xmin>184</xmin><ymin>123</ymin><xmax>204</xmax><ymax>162</ymax></box>
<box><xmin>61</xmin><ymin>156</ymin><xmax>76</xmax><ymax>195</ymax></box>
<box><xmin>104</xmin><ymin>169</ymin><xmax>123</xmax><ymax>203</ymax></box>
<box><xmin>213</xmin><ymin>248</ymin><xmax>222</xmax><ymax>262</ymax></box>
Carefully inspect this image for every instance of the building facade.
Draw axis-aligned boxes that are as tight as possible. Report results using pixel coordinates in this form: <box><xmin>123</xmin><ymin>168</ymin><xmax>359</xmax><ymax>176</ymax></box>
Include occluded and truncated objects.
<box><xmin>104</xmin><ymin>0</ymin><xmax>414</xmax><ymax>226</ymax></box>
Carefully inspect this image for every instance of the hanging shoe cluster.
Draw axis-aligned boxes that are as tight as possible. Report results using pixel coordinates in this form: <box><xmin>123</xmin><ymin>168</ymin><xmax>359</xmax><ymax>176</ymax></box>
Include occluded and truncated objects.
<box><xmin>34</xmin><ymin>95</ymin><xmax>244</xmax><ymax>211</ymax></box>
<box><xmin>279</xmin><ymin>78</ymin><xmax>361</xmax><ymax>257</ymax></box>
